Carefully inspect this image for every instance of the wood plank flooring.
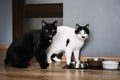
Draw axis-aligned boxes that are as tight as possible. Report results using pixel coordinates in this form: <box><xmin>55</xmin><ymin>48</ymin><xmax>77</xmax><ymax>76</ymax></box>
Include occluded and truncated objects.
<box><xmin>0</xmin><ymin>50</ymin><xmax>120</xmax><ymax>80</ymax></box>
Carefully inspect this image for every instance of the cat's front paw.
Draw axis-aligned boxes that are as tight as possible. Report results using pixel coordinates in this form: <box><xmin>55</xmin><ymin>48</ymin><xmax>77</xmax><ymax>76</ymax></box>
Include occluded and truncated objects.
<box><xmin>41</xmin><ymin>63</ymin><xmax>49</xmax><ymax>69</ymax></box>
<box><xmin>48</xmin><ymin>60</ymin><xmax>52</xmax><ymax>64</ymax></box>
<box><xmin>63</xmin><ymin>64</ymin><xmax>72</xmax><ymax>69</ymax></box>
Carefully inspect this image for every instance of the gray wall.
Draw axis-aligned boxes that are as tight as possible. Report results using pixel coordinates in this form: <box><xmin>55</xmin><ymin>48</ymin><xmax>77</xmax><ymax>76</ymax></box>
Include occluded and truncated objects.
<box><xmin>0</xmin><ymin>0</ymin><xmax>12</xmax><ymax>45</ymax></box>
<box><xmin>1</xmin><ymin>0</ymin><xmax>120</xmax><ymax>57</ymax></box>
<box><xmin>64</xmin><ymin>0</ymin><xmax>120</xmax><ymax>56</ymax></box>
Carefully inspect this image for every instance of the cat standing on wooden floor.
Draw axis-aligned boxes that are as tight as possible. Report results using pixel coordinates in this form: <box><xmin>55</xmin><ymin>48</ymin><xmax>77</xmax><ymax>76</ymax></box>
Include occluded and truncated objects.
<box><xmin>4</xmin><ymin>20</ymin><xmax>58</xmax><ymax>69</ymax></box>
<box><xmin>46</xmin><ymin>24</ymin><xmax>89</xmax><ymax>68</ymax></box>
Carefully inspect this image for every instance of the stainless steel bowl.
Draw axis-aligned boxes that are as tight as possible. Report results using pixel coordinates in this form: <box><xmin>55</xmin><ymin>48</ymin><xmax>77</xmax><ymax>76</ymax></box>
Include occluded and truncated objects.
<box><xmin>87</xmin><ymin>58</ymin><xmax>104</xmax><ymax>68</ymax></box>
<box><xmin>70</xmin><ymin>61</ymin><xmax>87</xmax><ymax>69</ymax></box>
<box><xmin>80</xmin><ymin>62</ymin><xmax>88</xmax><ymax>69</ymax></box>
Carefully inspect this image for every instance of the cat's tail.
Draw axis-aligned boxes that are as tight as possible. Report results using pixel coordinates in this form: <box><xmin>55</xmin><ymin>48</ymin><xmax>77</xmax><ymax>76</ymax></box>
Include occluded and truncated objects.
<box><xmin>4</xmin><ymin>59</ymin><xmax>30</xmax><ymax>68</ymax></box>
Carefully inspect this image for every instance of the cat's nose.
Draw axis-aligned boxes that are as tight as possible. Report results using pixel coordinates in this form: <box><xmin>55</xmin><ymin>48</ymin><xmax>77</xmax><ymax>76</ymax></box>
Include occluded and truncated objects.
<box><xmin>82</xmin><ymin>36</ymin><xmax>85</xmax><ymax>38</ymax></box>
<box><xmin>49</xmin><ymin>35</ymin><xmax>53</xmax><ymax>38</ymax></box>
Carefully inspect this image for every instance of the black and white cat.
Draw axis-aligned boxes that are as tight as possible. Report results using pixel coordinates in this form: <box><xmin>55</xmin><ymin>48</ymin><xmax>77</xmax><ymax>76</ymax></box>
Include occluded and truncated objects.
<box><xmin>4</xmin><ymin>20</ymin><xmax>58</xmax><ymax>69</ymax></box>
<box><xmin>46</xmin><ymin>24</ymin><xmax>89</xmax><ymax>67</ymax></box>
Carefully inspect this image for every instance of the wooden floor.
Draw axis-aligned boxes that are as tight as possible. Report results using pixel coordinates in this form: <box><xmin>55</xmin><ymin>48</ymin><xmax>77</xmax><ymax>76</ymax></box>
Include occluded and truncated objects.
<box><xmin>0</xmin><ymin>50</ymin><xmax>120</xmax><ymax>80</ymax></box>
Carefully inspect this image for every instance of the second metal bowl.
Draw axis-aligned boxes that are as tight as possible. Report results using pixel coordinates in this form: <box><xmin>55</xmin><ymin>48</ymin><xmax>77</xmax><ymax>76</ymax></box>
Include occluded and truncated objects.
<box><xmin>87</xmin><ymin>58</ymin><xmax>104</xmax><ymax>68</ymax></box>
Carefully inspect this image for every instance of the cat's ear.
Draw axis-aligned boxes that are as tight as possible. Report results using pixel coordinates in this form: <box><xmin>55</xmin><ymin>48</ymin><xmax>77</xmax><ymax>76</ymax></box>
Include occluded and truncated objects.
<box><xmin>42</xmin><ymin>20</ymin><xmax>47</xmax><ymax>27</ymax></box>
<box><xmin>75</xmin><ymin>24</ymin><xmax>81</xmax><ymax>29</ymax></box>
<box><xmin>85</xmin><ymin>24</ymin><xmax>89</xmax><ymax>28</ymax></box>
<box><xmin>53</xmin><ymin>20</ymin><xmax>58</xmax><ymax>27</ymax></box>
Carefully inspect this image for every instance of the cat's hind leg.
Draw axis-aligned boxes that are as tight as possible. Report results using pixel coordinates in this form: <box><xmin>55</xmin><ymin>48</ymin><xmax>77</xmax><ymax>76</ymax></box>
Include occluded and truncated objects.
<box><xmin>11</xmin><ymin>63</ymin><xmax>30</xmax><ymax>68</ymax></box>
<box><xmin>5</xmin><ymin>48</ymin><xmax>31</xmax><ymax>68</ymax></box>
<box><xmin>51</xmin><ymin>54</ymin><xmax>62</xmax><ymax>62</ymax></box>
<box><xmin>4</xmin><ymin>54</ymin><xmax>30</xmax><ymax>68</ymax></box>
<box><xmin>48</xmin><ymin>51</ymin><xmax>64</xmax><ymax>63</ymax></box>
<box><xmin>4</xmin><ymin>49</ymin><xmax>19</xmax><ymax>67</ymax></box>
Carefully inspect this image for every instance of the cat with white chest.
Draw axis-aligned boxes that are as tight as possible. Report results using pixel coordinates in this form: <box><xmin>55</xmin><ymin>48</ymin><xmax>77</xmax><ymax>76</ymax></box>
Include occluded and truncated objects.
<box><xmin>46</xmin><ymin>24</ymin><xmax>89</xmax><ymax>67</ymax></box>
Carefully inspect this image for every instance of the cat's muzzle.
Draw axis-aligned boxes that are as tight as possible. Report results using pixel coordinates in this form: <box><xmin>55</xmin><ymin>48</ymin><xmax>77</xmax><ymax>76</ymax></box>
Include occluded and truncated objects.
<box><xmin>48</xmin><ymin>35</ymin><xmax>53</xmax><ymax>39</ymax></box>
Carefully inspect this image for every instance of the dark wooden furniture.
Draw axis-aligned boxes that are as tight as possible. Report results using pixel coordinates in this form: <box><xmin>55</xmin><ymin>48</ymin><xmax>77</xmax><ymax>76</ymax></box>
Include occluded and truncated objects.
<box><xmin>12</xmin><ymin>0</ymin><xmax>63</xmax><ymax>39</ymax></box>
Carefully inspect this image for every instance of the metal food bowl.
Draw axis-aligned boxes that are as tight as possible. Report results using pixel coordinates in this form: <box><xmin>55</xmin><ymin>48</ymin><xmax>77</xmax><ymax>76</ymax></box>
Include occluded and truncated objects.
<box><xmin>87</xmin><ymin>58</ymin><xmax>104</xmax><ymax>68</ymax></box>
<box><xmin>70</xmin><ymin>61</ymin><xmax>87</xmax><ymax>69</ymax></box>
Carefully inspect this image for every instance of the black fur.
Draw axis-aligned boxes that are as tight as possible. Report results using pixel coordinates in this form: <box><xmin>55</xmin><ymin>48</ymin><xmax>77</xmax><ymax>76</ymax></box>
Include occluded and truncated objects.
<box><xmin>4</xmin><ymin>20</ymin><xmax>58</xmax><ymax>69</ymax></box>
<box><xmin>66</xmin><ymin>39</ymin><xmax>70</xmax><ymax>47</ymax></box>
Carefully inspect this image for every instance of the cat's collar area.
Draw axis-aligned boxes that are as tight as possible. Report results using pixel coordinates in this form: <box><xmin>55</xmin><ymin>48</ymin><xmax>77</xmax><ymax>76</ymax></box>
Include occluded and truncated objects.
<box><xmin>49</xmin><ymin>40</ymin><xmax>52</xmax><ymax>43</ymax></box>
